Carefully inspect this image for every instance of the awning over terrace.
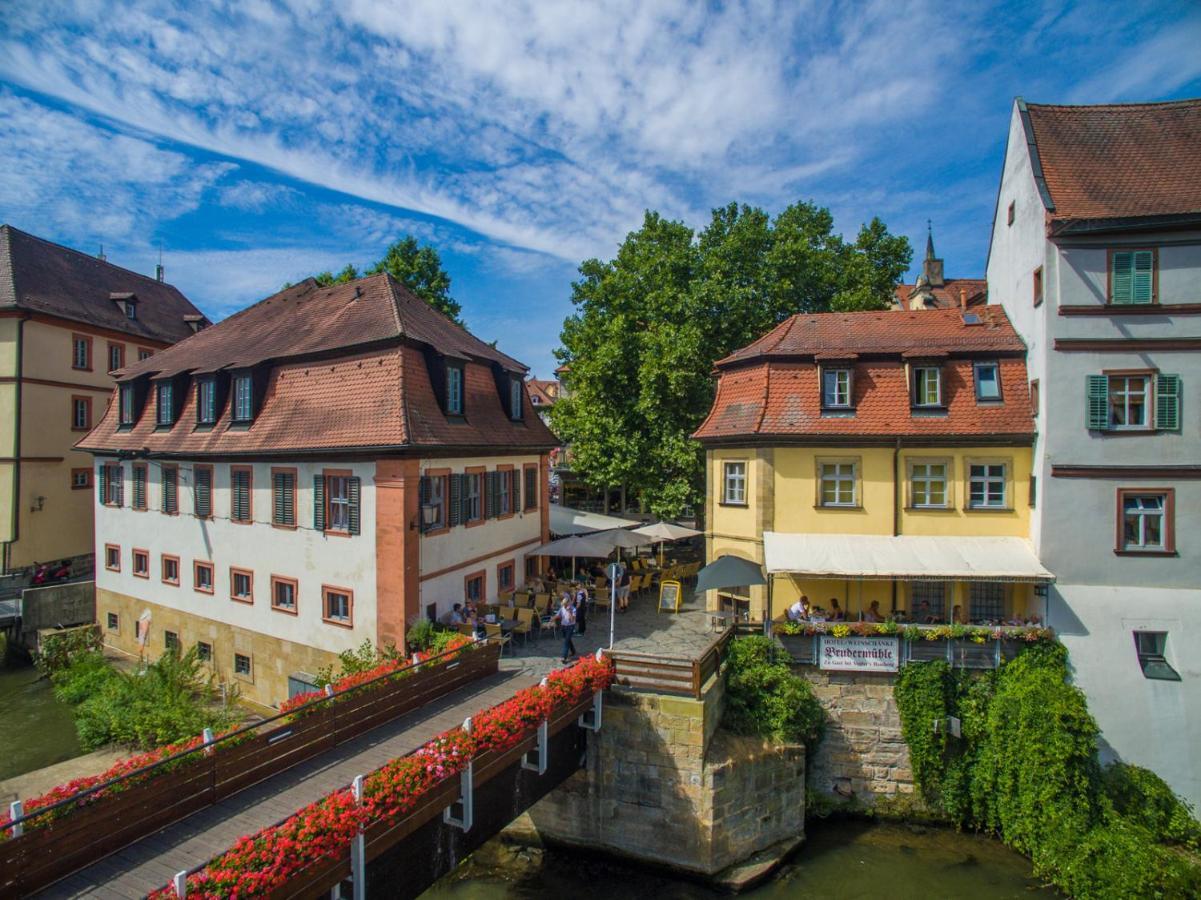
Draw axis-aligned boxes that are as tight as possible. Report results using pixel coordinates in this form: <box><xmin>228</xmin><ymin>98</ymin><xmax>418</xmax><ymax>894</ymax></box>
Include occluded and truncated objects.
<box><xmin>549</xmin><ymin>504</ymin><xmax>641</xmax><ymax>536</ymax></box>
<box><xmin>763</xmin><ymin>532</ymin><xmax>1054</xmax><ymax>584</ymax></box>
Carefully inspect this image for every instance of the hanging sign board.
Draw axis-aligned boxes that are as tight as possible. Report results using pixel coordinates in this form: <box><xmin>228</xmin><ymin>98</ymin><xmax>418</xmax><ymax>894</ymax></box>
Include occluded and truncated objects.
<box><xmin>818</xmin><ymin>636</ymin><xmax>899</xmax><ymax>672</ymax></box>
<box><xmin>658</xmin><ymin>579</ymin><xmax>683</xmax><ymax>613</ymax></box>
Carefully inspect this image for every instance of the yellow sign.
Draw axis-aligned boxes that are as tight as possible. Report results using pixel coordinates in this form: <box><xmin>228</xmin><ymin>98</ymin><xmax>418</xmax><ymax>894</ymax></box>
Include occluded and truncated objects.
<box><xmin>658</xmin><ymin>579</ymin><xmax>683</xmax><ymax>613</ymax></box>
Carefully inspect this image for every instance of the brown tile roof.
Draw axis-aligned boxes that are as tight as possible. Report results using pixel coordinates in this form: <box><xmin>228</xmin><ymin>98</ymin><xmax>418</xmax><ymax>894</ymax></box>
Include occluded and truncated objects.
<box><xmin>718</xmin><ymin>307</ymin><xmax>1024</xmax><ymax>366</ymax></box>
<box><xmin>526</xmin><ymin>378</ymin><xmax>558</xmax><ymax>407</ymax></box>
<box><xmin>1024</xmin><ymin>99</ymin><xmax>1201</xmax><ymax>227</ymax></box>
<box><xmin>0</xmin><ymin>225</ymin><xmax>207</xmax><ymax>343</ymax></box>
<box><xmin>893</xmin><ymin>278</ymin><xmax>987</xmax><ymax>310</ymax></box>
<box><xmin>696</xmin><ymin>306</ymin><xmax>1032</xmax><ymax>442</ymax></box>
<box><xmin>118</xmin><ymin>273</ymin><xmax>525</xmax><ymax>380</ymax></box>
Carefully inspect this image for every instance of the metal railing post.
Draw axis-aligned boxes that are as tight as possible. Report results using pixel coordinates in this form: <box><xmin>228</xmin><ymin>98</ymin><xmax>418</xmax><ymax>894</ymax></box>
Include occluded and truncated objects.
<box><xmin>444</xmin><ymin>717</ymin><xmax>474</xmax><ymax>831</ymax></box>
<box><xmin>579</xmin><ymin>692</ymin><xmax>603</xmax><ymax>731</ymax></box>
<box><xmin>8</xmin><ymin>800</ymin><xmax>22</xmax><ymax>838</ymax></box>
<box><xmin>350</xmin><ymin>774</ymin><xmax>366</xmax><ymax>900</ymax></box>
<box><xmin>173</xmin><ymin>871</ymin><xmax>188</xmax><ymax>898</ymax></box>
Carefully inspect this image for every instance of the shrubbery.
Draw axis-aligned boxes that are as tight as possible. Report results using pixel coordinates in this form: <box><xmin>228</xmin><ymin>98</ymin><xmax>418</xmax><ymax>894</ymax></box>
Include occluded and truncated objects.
<box><xmin>51</xmin><ymin>648</ymin><xmax>237</xmax><ymax>751</ymax></box>
<box><xmin>894</xmin><ymin>643</ymin><xmax>1201</xmax><ymax>898</ymax></box>
<box><xmin>723</xmin><ymin>636</ymin><xmax>824</xmax><ymax>745</ymax></box>
<box><xmin>313</xmin><ymin>625</ymin><xmax>462</xmax><ymax>688</ymax></box>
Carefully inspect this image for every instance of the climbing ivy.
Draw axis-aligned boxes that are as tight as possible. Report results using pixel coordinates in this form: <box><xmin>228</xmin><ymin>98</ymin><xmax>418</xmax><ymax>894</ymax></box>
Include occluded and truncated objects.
<box><xmin>894</xmin><ymin>643</ymin><xmax>1201</xmax><ymax>898</ymax></box>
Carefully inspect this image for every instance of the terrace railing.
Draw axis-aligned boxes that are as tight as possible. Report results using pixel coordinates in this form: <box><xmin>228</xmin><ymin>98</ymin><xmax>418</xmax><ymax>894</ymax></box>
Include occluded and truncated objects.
<box><xmin>605</xmin><ymin>624</ymin><xmax>733</xmax><ymax>698</ymax></box>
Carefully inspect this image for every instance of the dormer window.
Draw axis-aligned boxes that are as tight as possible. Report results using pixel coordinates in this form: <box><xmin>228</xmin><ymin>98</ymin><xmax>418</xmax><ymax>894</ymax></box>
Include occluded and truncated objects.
<box><xmin>232</xmin><ymin>374</ymin><xmax>253</xmax><ymax>422</ymax></box>
<box><xmin>822</xmin><ymin>368</ymin><xmax>853</xmax><ymax>409</ymax></box>
<box><xmin>446</xmin><ymin>365</ymin><xmax>464</xmax><ymax>416</ymax></box>
<box><xmin>119</xmin><ymin>384</ymin><xmax>135</xmax><ymax>426</ymax></box>
<box><xmin>156</xmin><ymin>382</ymin><xmax>175</xmax><ymax>426</ymax></box>
<box><xmin>913</xmin><ymin>367</ymin><xmax>942</xmax><ymax>408</ymax></box>
<box><xmin>126</xmin><ymin>302</ymin><xmax>137</xmax><ymax>320</ymax></box>
<box><xmin>197</xmin><ymin>378</ymin><xmax>217</xmax><ymax>424</ymax></box>
<box><xmin>110</xmin><ymin>292</ymin><xmax>137</xmax><ymax>320</ymax></box>
<box><xmin>509</xmin><ymin>377</ymin><xmax>523</xmax><ymax>421</ymax></box>
<box><xmin>974</xmin><ymin>362</ymin><xmax>1001</xmax><ymax>401</ymax></box>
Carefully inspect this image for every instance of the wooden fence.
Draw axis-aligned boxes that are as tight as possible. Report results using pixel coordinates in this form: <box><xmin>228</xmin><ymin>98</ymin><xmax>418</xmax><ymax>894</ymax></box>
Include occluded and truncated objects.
<box><xmin>0</xmin><ymin>641</ymin><xmax>500</xmax><ymax>898</ymax></box>
<box><xmin>605</xmin><ymin>625</ymin><xmax>733</xmax><ymax>698</ymax></box>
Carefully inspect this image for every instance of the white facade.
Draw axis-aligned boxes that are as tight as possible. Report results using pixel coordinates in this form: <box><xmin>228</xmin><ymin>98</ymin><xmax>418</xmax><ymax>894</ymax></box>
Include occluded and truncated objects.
<box><xmin>987</xmin><ymin>101</ymin><xmax>1201</xmax><ymax>807</ymax></box>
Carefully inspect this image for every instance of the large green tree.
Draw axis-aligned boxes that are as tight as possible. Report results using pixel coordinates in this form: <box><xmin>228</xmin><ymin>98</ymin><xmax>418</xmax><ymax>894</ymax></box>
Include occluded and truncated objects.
<box><xmin>551</xmin><ymin>201</ymin><xmax>911</xmax><ymax>519</ymax></box>
<box><xmin>299</xmin><ymin>236</ymin><xmax>463</xmax><ymax>323</ymax></box>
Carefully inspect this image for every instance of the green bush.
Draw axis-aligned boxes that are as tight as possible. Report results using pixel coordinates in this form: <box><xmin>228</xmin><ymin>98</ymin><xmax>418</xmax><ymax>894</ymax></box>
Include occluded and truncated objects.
<box><xmin>723</xmin><ymin>636</ymin><xmax>823</xmax><ymax>745</ymax></box>
<box><xmin>51</xmin><ymin>650</ymin><xmax>119</xmax><ymax>705</ymax></box>
<box><xmin>36</xmin><ymin>624</ymin><xmax>102</xmax><ymax>675</ymax></box>
<box><xmin>893</xmin><ymin>643</ymin><xmax>1201</xmax><ymax>897</ymax></box>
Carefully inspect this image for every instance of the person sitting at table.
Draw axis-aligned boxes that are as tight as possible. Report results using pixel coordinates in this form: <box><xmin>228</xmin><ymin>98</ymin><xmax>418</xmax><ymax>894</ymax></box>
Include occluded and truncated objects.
<box><xmin>951</xmin><ymin>604</ymin><xmax>968</xmax><ymax>625</ymax></box>
<box><xmin>828</xmin><ymin>598</ymin><xmax>846</xmax><ymax>621</ymax></box>
<box><xmin>916</xmin><ymin>600</ymin><xmax>935</xmax><ymax>624</ymax></box>
<box><xmin>448</xmin><ymin>603</ymin><xmax>466</xmax><ymax>626</ymax></box>
<box><xmin>786</xmin><ymin>595</ymin><xmax>811</xmax><ymax>622</ymax></box>
<box><xmin>863</xmin><ymin>600</ymin><xmax>884</xmax><ymax>623</ymax></box>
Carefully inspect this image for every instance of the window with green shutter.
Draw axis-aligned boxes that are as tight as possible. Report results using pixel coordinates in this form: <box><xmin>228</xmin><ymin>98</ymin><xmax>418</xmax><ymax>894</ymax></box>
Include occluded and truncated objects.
<box><xmin>161</xmin><ymin>465</ymin><xmax>178</xmax><ymax>514</ymax></box>
<box><xmin>1110</xmin><ymin>249</ymin><xmax>1155</xmax><ymax>304</ymax></box>
<box><xmin>193</xmin><ymin>466</ymin><xmax>212</xmax><ymax>518</ymax></box>
<box><xmin>1086</xmin><ymin>375</ymin><xmax>1110</xmax><ymax>430</ymax></box>
<box><xmin>1156</xmin><ymin>374</ymin><xmax>1181</xmax><ymax>431</ymax></box>
<box><xmin>312</xmin><ymin>474</ymin><xmax>325</xmax><ymax>531</ymax></box>
<box><xmin>133</xmin><ymin>464</ymin><xmax>147</xmax><ymax>510</ymax></box>
<box><xmin>448</xmin><ymin>473</ymin><xmax>463</xmax><ymax>526</ymax></box>
<box><xmin>347</xmin><ymin>477</ymin><xmax>361</xmax><ymax>535</ymax></box>
<box><xmin>272</xmin><ymin>470</ymin><xmax>295</xmax><ymax>526</ymax></box>
<box><xmin>231</xmin><ymin>467</ymin><xmax>252</xmax><ymax>523</ymax></box>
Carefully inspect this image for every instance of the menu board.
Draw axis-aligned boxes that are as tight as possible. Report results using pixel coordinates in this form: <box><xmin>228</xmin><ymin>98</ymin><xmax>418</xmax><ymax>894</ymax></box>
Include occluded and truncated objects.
<box><xmin>658</xmin><ymin>579</ymin><xmax>683</xmax><ymax>613</ymax></box>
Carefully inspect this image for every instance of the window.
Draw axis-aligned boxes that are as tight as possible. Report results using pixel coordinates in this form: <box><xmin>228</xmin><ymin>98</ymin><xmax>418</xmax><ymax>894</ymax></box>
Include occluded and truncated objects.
<box><xmin>231</xmin><ymin>466</ymin><xmax>252</xmax><ymax>523</ymax></box>
<box><xmin>100</xmin><ymin>462</ymin><xmax>123</xmax><ymax>507</ymax></box>
<box><xmin>510</xmin><ymin>377</ymin><xmax>523</xmax><ymax>420</ymax></box>
<box><xmin>969</xmin><ymin>583</ymin><xmax>1006</xmax><ymax>622</ymax></box>
<box><xmin>162</xmin><ymin>554</ymin><xmax>180</xmax><ymax>585</ymax></box>
<box><xmin>420</xmin><ymin>471</ymin><xmax>448</xmax><ymax>532</ymax></box>
<box><xmin>108</xmin><ymin>342</ymin><xmax>125</xmax><ymax>372</ymax></box>
<box><xmin>104</xmin><ymin>543</ymin><xmax>121</xmax><ymax>571</ymax></box>
<box><xmin>1108</xmin><ymin>375</ymin><xmax>1150</xmax><ymax>430</ymax></box>
<box><xmin>119</xmin><ymin>384</ymin><xmax>136</xmax><ymax>425</ymax></box>
<box><xmin>230</xmin><ymin>568</ymin><xmax>253</xmax><ymax>603</ymax></box>
<box><xmin>232</xmin><ymin>374</ymin><xmax>253</xmax><ymax>421</ymax></box>
<box><xmin>106</xmin><ymin>612</ymin><xmax>119</xmax><ymax>631</ymax></box>
<box><xmin>125</xmin><ymin>301</ymin><xmax>137</xmax><ymax>320</ymax></box>
<box><xmin>196</xmin><ymin>378</ymin><xmax>217</xmax><ymax>424</ymax></box>
<box><xmin>910</xmin><ymin>582</ymin><xmax>947</xmax><ymax>621</ymax></box>
<box><xmin>70</xmin><ymin>396</ymin><xmax>92</xmax><ymax>431</ymax></box>
<box><xmin>192</xmin><ymin>465</ymin><xmax>212</xmax><ymax>518</ymax></box>
<box><xmin>156</xmin><ymin>382</ymin><xmax>175</xmax><ymax>426</ymax></box>
<box><xmin>133</xmin><ymin>549</ymin><xmax>149</xmax><ymax>578</ymax></box>
<box><xmin>968</xmin><ymin>462</ymin><xmax>1008</xmax><ymax>509</ymax></box>
<box><xmin>497</xmin><ymin>466</ymin><xmax>512</xmax><ymax>516</ymax></box>
<box><xmin>1030</xmin><ymin>379</ymin><xmax>1039</xmax><ymax>418</ymax></box>
<box><xmin>525</xmin><ymin>555</ymin><xmax>539</xmax><ymax>579</ymax></box>
<box><xmin>271</xmin><ymin>469</ymin><xmax>296</xmax><ymax>527</ymax></box>
<box><xmin>1032</xmin><ymin>266</ymin><xmax>1043</xmax><ymax>307</ymax></box>
<box><xmin>234</xmin><ymin>653</ymin><xmax>252</xmax><ymax>678</ymax></box>
<box><xmin>138</xmin><ymin>347</ymin><xmax>153</xmax><ymax>361</ymax></box>
<box><xmin>315</xmin><ymin>472</ymin><xmax>359</xmax><ymax>534</ymax></box>
<box><xmin>1006</xmin><ymin>201</ymin><xmax>1015</xmax><ymax>226</ymax></box>
<box><xmin>161</xmin><ymin>465</ymin><xmax>179</xmax><ymax>514</ymax></box>
<box><xmin>723</xmin><ymin>461</ymin><xmax>747</xmax><ymax>505</ymax></box>
<box><xmin>1118</xmin><ymin>490</ymin><xmax>1174</xmax><ymax>554</ymax></box>
<box><xmin>1133</xmin><ymin>631</ymin><xmax>1180</xmax><ymax>681</ymax></box>
<box><xmin>197</xmin><ymin>641</ymin><xmax>212</xmax><ymax>663</ymax></box>
<box><xmin>194</xmin><ymin>560</ymin><xmax>214</xmax><ymax>594</ymax></box>
<box><xmin>523</xmin><ymin>464</ymin><xmax>538</xmax><ymax>511</ymax></box>
<box><xmin>446</xmin><ymin>365</ymin><xmax>464</xmax><ymax>415</ymax></box>
<box><xmin>71</xmin><ymin>468</ymin><xmax>92</xmax><ymax>490</ymax></box>
<box><xmin>1087</xmin><ymin>373</ymin><xmax>1179</xmax><ymax>432</ymax></box>
<box><xmin>909</xmin><ymin>461</ymin><xmax>949</xmax><ymax>509</ymax></box>
<box><xmin>497</xmin><ymin>561</ymin><xmax>515</xmax><ymax>592</ymax></box>
<box><xmin>463</xmin><ymin>470</ymin><xmax>482</xmax><ymax>523</ymax></box>
<box><xmin>819</xmin><ymin>461</ymin><xmax>857</xmax><ymax>507</ymax></box>
<box><xmin>165</xmin><ymin>631</ymin><xmax>180</xmax><ymax>652</ymax></box>
<box><xmin>912</xmin><ymin>367</ymin><xmax>942</xmax><ymax>407</ymax></box>
<box><xmin>271</xmin><ymin>576</ymin><xmax>298</xmax><ymax>614</ymax></box>
<box><xmin>71</xmin><ymin>334</ymin><xmax>92</xmax><ymax>370</ymax></box>
<box><xmin>327</xmin><ymin>474</ymin><xmax>351</xmax><ymax>532</ymax></box>
<box><xmin>822</xmin><ymin>369</ymin><xmax>852</xmax><ymax>409</ymax></box>
<box><xmin>323</xmin><ymin>586</ymin><xmax>353</xmax><ymax>627</ymax></box>
<box><xmin>465</xmin><ymin>571</ymin><xmax>485</xmax><ymax>604</ymax></box>
<box><xmin>132</xmin><ymin>464</ymin><xmax>148</xmax><ymax>510</ymax></box>
<box><xmin>974</xmin><ymin>362</ymin><xmax>1001</xmax><ymax>401</ymax></box>
<box><xmin>1110</xmin><ymin>249</ymin><xmax>1155</xmax><ymax>305</ymax></box>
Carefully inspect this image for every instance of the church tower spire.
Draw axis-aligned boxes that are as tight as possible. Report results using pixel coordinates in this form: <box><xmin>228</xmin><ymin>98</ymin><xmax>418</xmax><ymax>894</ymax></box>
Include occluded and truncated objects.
<box><xmin>921</xmin><ymin>220</ymin><xmax>944</xmax><ymax>288</ymax></box>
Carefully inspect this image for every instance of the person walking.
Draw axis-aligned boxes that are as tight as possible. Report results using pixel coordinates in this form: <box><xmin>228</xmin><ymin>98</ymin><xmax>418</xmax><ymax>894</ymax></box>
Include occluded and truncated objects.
<box><xmin>555</xmin><ymin>595</ymin><xmax>577</xmax><ymax>663</ymax></box>
<box><xmin>574</xmin><ymin>584</ymin><xmax>588</xmax><ymax>635</ymax></box>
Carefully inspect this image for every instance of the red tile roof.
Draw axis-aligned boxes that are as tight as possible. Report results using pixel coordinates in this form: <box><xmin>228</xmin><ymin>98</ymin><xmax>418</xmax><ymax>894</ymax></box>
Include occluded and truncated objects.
<box><xmin>696</xmin><ymin>307</ymin><xmax>1032</xmax><ymax>442</ymax></box>
<box><xmin>526</xmin><ymin>378</ymin><xmax>558</xmax><ymax>407</ymax></box>
<box><xmin>0</xmin><ymin>225</ymin><xmax>206</xmax><ymax>343</ymax></box>
<box><xmin>893</xmin><ymin>278</ymin><xmax>987</xmax><ymax>310</ymax></box>
<box><xmin>1024</xmin><ymin>99</ymin><xmax>1201</xmax><ymax>227</ymax></box>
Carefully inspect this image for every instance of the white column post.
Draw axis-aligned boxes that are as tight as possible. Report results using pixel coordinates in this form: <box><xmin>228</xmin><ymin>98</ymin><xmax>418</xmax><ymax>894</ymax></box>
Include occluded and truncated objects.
<box><xmin>8</xmin><ymin>800</ymin><xmax>22</xmax><ymax>838</ymax></box>
<box><xmin>173</xmin><ymin>871</ymin><xmax>188</xmax><ymax>898</ymax></box>
<box><xmin>443</xmin><ymin>717</ymin><xmax>474</xmax><ymax>831</ymax></box>
<box><xmin>350</xmin><ymin>774</ymin><xmax>366</xmax><ymax>900</ymax></box>
<box><xmin>202</xmin><ymin>727</ymin><xmax>215</xmax><ymax>756</ymax></box>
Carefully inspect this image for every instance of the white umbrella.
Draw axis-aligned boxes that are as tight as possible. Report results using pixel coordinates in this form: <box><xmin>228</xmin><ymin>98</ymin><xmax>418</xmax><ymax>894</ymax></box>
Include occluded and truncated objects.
<box><xmin>531</xmin><ymin>529</ymin><xmax>652</xmax><ymax>579</ymax></box>
<box><xmin>633</xmin><ymin>521</ymin><xmax>702</xmax><ymax>565</ymax></box>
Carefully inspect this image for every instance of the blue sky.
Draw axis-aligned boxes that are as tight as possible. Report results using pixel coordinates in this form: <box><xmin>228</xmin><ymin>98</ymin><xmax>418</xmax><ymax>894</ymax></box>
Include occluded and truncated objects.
<box><xmin>2</xmin><ymin>1</ymin><xmax>1200</xmax><ymax>378</ymax></box>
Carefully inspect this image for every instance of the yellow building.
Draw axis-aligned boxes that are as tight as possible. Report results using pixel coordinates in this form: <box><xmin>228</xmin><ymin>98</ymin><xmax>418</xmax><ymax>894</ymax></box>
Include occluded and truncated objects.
<box><xmin>0</xmin><ymin>225</ymin><xmax>206</xmax><ymax>572</ymax></box>
<box><xmin>695</xmin><ymin>306</ymin><xmax>1050</xmax><ymax>624</ymax></box>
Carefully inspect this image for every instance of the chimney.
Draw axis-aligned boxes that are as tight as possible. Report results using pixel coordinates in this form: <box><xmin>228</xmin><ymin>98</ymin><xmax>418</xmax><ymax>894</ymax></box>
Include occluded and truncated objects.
<box><xmin>959</xmin><ymin>287</ymin><xmax>967</xmax><ymax>311</ymax></box>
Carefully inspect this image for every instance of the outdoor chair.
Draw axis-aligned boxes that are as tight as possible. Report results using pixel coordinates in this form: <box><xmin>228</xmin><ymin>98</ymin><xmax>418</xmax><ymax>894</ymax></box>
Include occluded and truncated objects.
<box><xmin>484</xmin><ymin>622</ymin><xmax>512</xmax><ymax>656</ymax></box>
<box><xmin>512</xmin><ymin>607</ymin><xmax>536</xmax><ymax>646</ymax></box>
<box><xmin>535</xmin><ymin>592</ymin><xmax>551</xmax><ymax>613</ymax></box>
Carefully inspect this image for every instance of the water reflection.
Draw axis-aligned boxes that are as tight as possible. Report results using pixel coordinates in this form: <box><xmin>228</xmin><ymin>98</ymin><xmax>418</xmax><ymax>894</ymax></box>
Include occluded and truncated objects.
<box><xmin>0</xmin><ymin>663</ymin><xmax>82</xmax><ymax>781</ymax></box>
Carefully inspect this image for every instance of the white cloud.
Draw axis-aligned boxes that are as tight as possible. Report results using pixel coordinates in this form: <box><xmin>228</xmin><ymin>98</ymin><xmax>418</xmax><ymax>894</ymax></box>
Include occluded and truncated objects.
<box><xmin>217</xmin><ymin>180</ymin><xmax>299</xmax><ymax>212</ymax></box>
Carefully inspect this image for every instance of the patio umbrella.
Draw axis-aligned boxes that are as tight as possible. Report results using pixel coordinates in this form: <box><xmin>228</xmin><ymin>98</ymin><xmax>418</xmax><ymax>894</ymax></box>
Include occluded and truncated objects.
<box><xmin>633</xmin><ymin>521</ymin><xmax>702</xmax><ymax>565</ymax></box>
<box><xmin>531</xmin><ymin>529</ymin><xmax>652</xmax><ymax>579</ymax></box>
<box><xmin>694</xmin><ymin>555</ymin><xmax>766</xmax><ymax>595</ymax></box>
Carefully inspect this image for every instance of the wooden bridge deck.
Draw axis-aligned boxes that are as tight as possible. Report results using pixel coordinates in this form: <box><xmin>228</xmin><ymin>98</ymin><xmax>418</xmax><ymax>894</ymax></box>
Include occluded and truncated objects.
<box><xmin>37</xmin><ymin>665</ymin><xmax>539</xmax><ymax>900</ymax></box>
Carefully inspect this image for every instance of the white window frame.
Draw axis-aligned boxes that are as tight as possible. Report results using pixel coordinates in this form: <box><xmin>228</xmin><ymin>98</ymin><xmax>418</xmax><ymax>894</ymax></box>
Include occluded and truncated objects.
<box><xmin>232</xmin><ymin>570</ymin><xmax>253</xmax><ymax>601</ymax></box>
<box><xmin>73</xmin><ymin>398</ymin><xmax>89</xmax><ymax>430</ymax></box>
<box><xmin>723</xmin><ymin>461</ymin><xmax>747</xmax><ymax>506</ymax></box>
<box><xmin>233</xmin><ymin>375</ymin><xmax>253</xmax><ymax>422</ymax></box>
<box><xmin>974</xmin><ymin>362</ymin><xmax>1001</xmax><ymax>401</ymax></box>
<box><xmin>822</xmin><ymin>368</ymin><xmax>852</xmax><ymax>408</ymax></box>
<box><xmin>818</xmin><ymin>459</ymin><xmax>858</xmax><ymax>508</ymax></box>
<box><xmin>119</xmin><ymin>385</ymin><xmax>135</xmax><ymax>425</ymax></box>
<box><xmin>498</xmin><ymin>471</ymin><xmax>510</xmax><ymax>515</ymax></box>
<box><xmin>156</xmin><ymin>382</ymin><xmax>174</xmax><ymax>425</ymax></box>
<box><xmin>967</xmin><ymin>460</ymin><xmax>1008</xmax><ymax>510</ymax></box>
<box><xmin>327</xmin><ymin>475</ymin><xmax>351</xmax><ymax>532</ymax></box>
<box><xmin>197</xmin><ymin>379</ymin><xmax>217</xmax><ymax>424</ymax></box>
<box><xmin>1122</xmin><ymin>493</ymin><xmax>1166</xmax><ymax>551</ymax></box>
<box><xmin>913</xmin><ymin>366</ymin><xmax>942</xmax><ymax>407</ymax></box>
<box><xmin>72</xmin><ymin>337</ymin><xmax>89</xmax><ymax>370</ymax></box>
<box><xmin>1108</xmin><ymin>374</ymin><xmax>1151</xmax><ymax>431</ymax></box>
<box><xmin>510</xmin><ymin>378</ymin><xmax>523</xmax><ymax>420</ymax></box>
<box><xmin>908</xmin><ymin>459</ymin><xmax>950</xmax><ymax>509</ymax></box>
<box><xmin>447</xmin><ymin>366</ymin><xmax>464</xmax><ymax>415</ymax></box>
<box><xmin>325</xmin><ymin>589</ymin><xmax>351</xmax><ymax>623</ymax></box>
<box><xmin>464</xmin><ymin>472</ymin><xmax>481</xmax><ymax>521</ymax></box>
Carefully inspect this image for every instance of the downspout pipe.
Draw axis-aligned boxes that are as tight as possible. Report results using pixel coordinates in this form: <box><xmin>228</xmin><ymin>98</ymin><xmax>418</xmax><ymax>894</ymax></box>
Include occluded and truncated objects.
<box><xmin>7</xmin><ymin>315</ymin><xmax>27</xmax><ymax>573</ymax></box>
<box><xmin>892</xmin><ymin>437</ymin><xmax>901</xmax><ymax>613</ymax></box>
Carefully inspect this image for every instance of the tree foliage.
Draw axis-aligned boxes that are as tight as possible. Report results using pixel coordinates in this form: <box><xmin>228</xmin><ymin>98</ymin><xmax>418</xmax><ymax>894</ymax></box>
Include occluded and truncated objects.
<box><xmin>722</xmin><ymin>635</ymin><xmax>824</xmax><ymax>745</ymax></box>
<box><xmin>298</xmin><ymin>236</ymin><xmax>463</xmax><ymax>324</ymax></box>
<box><xmin>551</xmin><ymin>202</ymin><xmax>911</xmax><ymax>517</ymax></box>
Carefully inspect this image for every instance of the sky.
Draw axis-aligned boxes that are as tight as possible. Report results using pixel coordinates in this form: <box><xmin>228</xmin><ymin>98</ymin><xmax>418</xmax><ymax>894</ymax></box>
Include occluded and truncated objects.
<box><xmin>2</xmin><ymin>1</ymin><xmax>1200</xmax><ymax>378</ymax></box>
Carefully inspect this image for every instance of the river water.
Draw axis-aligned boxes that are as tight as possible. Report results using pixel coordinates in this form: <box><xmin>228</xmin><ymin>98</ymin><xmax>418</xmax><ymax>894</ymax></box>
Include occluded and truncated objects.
<box><xmin>423</xmin><ymin>819</ymin><xmax>1053</xmax><ymax>899</ymax></box>
<box><xmin>0</xmin><ymin>663</ymin><xmax>83</xmax><ymax>782</ymax></box>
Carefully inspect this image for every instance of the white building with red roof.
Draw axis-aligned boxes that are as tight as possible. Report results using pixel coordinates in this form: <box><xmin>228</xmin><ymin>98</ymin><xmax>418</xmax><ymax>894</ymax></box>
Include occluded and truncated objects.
<box><xmin>79</xmin><ymin>274</ymin><xmax>556</xmax><ymax>707</ymax></box>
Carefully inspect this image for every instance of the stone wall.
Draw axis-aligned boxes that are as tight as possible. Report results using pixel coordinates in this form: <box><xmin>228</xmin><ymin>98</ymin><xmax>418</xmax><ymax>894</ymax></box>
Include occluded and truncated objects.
<box><xmin>19</xmin><ymin>580</ymin><xmax>95</xmax><ymax>645</ymax></box>
<box><xmin>800</xmin><ymin>668</ymin><xmax>917</xmax><ymax>806</ymax></box>
<box><xmin>513</xmin><ymin>679</ymin><xmax>805</xmax><ymax>881</ymax></box>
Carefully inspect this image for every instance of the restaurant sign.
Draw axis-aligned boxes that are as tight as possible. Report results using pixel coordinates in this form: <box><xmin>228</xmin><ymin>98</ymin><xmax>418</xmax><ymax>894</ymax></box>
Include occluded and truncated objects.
<box><xmin>818</xmin><ymin>636</ymin><xmax>900</xmax><ymax>673</ymax></box>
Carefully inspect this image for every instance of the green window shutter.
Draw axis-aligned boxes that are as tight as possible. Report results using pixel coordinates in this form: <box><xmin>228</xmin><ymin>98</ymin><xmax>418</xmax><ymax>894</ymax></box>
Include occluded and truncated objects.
<box><xmin>1132</xmin><ymin>251</ymin><xmax>1154</xmax><ymax>304</ymax></box>
<box><xmin>313</xmin><ymin>475</ymin><xmax>325</xmax><ymax>531</ymax></box>
<box><xmin>488</xmin><ymin>471</ymin><xmax>500</xmax><ymax>518</ymax></box>
<box><xmin>195</xmin><ymin>468</ymin><xmax>211</xmax><ymax>518</ymax></box>
<box><xmin>449</xmin><ymin>474</ymin><xmax>463</xmax><ymax>526</ymax></box>
<box><xmin>272</xmin><ymin>472</ymin><xmax>295</xmax><ymax>525</ymax></box>
<box><xmin>135</xmin><ymin>466</ymin><xmax>146</xmax><ymax>509</ymax></box>
<box><xmin>418</xmin><ymin>476</ymin><xmax>431</xmax><ymax>533</ymax></box>
<box><xmin>348</xmin><ymin>477</ymin><xmax>361</xmax><ymax>535</ymax></box>
<box><xmin>1111</xmin><ymin>251</ymin><xmax>1133</xmax><ymax>303</ymax></box>
<box><xmin>511</xmin><ymin>469</ymin><xmax>520</xmax><ymax>512</ymax></box>
<box><xmin>1087</xmin><ymin>375</ymin><xmax>1110</xmax><ymax>430</ymax></box>
<box><xmin>1156</xmin><ymin>374</ymin><xmax>1181</xmax><ymax>431</ymax></box>
<box><xmin>116</xmin><ymin>467</ymin><xmax>123</xmax><ymax>507</ymax></box>
<box><xmin>98</xmin><ymin>463</ymin><xmax>107</xmax><ymax>504</ymax></box>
